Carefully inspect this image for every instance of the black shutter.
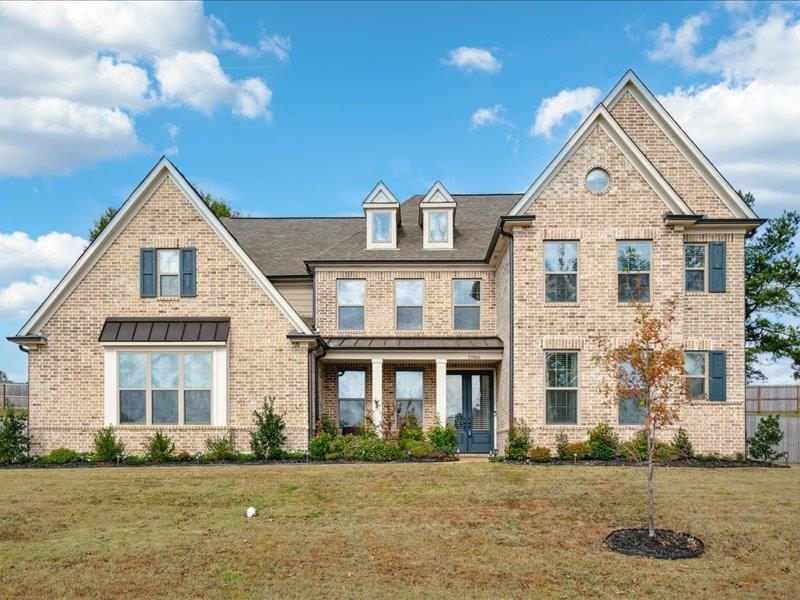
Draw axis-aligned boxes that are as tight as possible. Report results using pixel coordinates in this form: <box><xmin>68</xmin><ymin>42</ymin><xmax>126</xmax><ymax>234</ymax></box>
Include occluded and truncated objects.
<box><xmin>180</xmin><ymin>247</ymin><xmax>197</xmax><ymax>297</ymax></box>
<box><xmin>140</xmin><ymin>248</ymin><xmax>156</xmax><ymax>297</ymax></box>
<box><xmin>709</xmin><ymin>242</ymin><xmax>726</xmax><ymax>293</ymax></box>
<box><xmin>709</xmin><ymin>351</ymin><xmax>726</xmax><ymax>401</ymax></box>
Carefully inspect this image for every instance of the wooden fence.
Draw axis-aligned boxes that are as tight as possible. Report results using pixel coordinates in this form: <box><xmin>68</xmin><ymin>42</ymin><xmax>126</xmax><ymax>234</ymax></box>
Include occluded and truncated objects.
<box><xmin>1</xmin><ymin>382</ymin><xmax>28</xmax><ymax>410</ymax></box>
<box><xmin>746</xmin><ymin>385</ymin><xmax>800</xmax><ymax>463</ymax></box>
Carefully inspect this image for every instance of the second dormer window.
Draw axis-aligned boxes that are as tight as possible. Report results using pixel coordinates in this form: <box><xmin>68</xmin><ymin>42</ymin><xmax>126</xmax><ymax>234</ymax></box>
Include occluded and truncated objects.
<box><xmin>371</xmin><ymin>212</ymin><xmax>391</xmax><ymax>243</ymax></box>
<box><xmin>428</xmin><ymin>211</ymin><xmax>449</xmax><ymax>243</ymax></box>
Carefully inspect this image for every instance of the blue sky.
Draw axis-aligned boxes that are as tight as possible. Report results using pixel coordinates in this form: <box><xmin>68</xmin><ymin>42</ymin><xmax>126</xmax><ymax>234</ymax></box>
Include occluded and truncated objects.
<box><xmin>1</xmin><ymin>1</ymin><xmax>799</xmax><ymax>382</ymax></box>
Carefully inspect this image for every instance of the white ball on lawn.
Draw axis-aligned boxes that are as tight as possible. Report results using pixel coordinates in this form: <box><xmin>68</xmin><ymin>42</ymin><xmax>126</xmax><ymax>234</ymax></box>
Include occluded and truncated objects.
<box><xmin>246</xmin><ymin>506</ymin><xmax>257</xmax><ymax>518</ymax></box>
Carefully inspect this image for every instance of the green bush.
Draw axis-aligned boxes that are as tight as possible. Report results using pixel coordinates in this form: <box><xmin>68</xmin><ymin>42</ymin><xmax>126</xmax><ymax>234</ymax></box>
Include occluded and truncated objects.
<box><xmin>122</xmin><ymin>454</ymin><xmax>145</xmax><ymax>465</ymax></box>
<box><xmin>283</xmin><ymin>449</ymin><xmax>306</xmax><ymax>460</ymax></box>
<box><xmin>563</xmin><ymin>441</ymin><xmax>591</xmax><ymax>460</ymax></box>
<box><xmin>145</xmin><ymin>431</ymin><xmax>175</xmax><ymax>463</ymax></box>
<box><xmin>554</xmin><ymin>432</ymin><xmax>569</xmax><ymax>459</ymax></box>
<box><xmin>397</xmin><ymin>412</ymin><xmax>424</xmax><ymax>447</ymax></box>
<box><xmin>748</xmin><ymin>415</ymin><xmax>787</xmax><ymax>462</ymax></box>
<box><xmin>505</xmin><ymin>419</ymin><xmax>532</xmax><ymax>461</ymax></box>
<box><xmin>41</xmin><ymin>447</ymin><xmax>84</xmax><ymax>465</ymax></box>
<box><xmin>654</xmin><ymin>443</ymin><xmax>678</xmax><ymax>463</ymax></box>
<box><xmin>406</xmin><ymin>440</ymin><xmax>438</xmax><ymax>459</ymax></box>
<box><xmin>250</xmin><ymin>397</ymin><xmax>286</xmax><ymax>459</ymax></box>
<box><xmin>355</xmin><ymin>420</ymin><xmax>378</xmax><ymax>438</ymax></box>
<box><xmin>529</xmin><ymin>446</ymin><xmax>551</xmax><ymax>463</ymax></box>
<box><xmin>93</xmin><ymin>426</ymin><xmax>125</xmax><ymax>462</ymax></box>
<box><xmin>587</xmin><ymin>422</ymin><xmax>619</xmax><ymax>460</ymax></box>
<box><xmin>427</xmin><ymin>419</ymin><xmax>457</xmax><ymax>455</ymax></box>
<box><xmin>308</xmin><ymin>432</ymin><xmax>334</xmax><ymax>460</ymax></box>
<box><xmin>204</xmin><ymin>435</ymin><xmax>235</xmax><ymax>461</ymax></box>
<box><xmin>341</xmin><ymin>436</ymin><xmax>402</xmax><ymax>461</ymax></box>
<box><xmin>174</xmin><ymin>450</ymin><xmax>192</xmax><ymax>462</ymax></box>
<box><xmin>0</xmin><ymin>400</ymin><xmax>29</xmax><ymax>464</ymax></box>
<box><xmin>672</xmin><ymin>428</ymin><xmax>694</xmax><ymax>460</ymax></box>
<box><xmin>315</xmin><ymin>415</ymin><xmax>338</xmax><ymax>437</ymax></box>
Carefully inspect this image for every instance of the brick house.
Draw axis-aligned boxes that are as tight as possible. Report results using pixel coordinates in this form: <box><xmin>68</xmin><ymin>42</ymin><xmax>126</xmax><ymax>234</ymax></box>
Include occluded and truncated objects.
<box><xmin>8</xmin><ymin>71</ymin><xmax>763</xmax><ymax>456</ymax></box>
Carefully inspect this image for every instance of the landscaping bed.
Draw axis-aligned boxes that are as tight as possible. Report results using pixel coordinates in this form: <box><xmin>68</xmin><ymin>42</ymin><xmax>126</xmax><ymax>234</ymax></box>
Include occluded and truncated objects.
<box><xmin>494</xmin><ymin>456</ymin><xmax>787</xmax><ymax>468</ymax></box>
<box><xmin>605</xmin><ymin>528</ymin><xmax>705</xmax><ymax>559</ymax></box>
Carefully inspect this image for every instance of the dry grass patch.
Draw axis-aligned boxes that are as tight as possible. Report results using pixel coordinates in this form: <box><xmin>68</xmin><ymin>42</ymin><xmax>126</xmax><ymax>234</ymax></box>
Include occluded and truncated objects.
<box><xmin>1</xmin><ymin>462</ymin><xmax>799</xmax><ymax>598</ymax></box>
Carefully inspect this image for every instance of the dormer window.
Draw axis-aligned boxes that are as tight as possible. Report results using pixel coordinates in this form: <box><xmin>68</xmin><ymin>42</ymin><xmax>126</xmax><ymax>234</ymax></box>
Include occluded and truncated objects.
<box><xmin>420</xmin><ymin>181</ymin><xmax>456</xmax><ymax>250</ymax></box>
<box><xmin>363</xmin><ymin>182</ymin><xmax>400</xmax><ymax>250</ymax></box>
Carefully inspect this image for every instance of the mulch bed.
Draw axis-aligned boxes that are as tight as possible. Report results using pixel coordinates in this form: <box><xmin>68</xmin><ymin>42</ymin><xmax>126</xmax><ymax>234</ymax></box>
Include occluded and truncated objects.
<box><xmin>605</xmin><ymin>528</ymin><xmax>705</xmax><ymax>559</ymax></box>
<box><xmin>504</xmin><ymin>458</ymin><xmax>788</xmax><ymax>468</ymax></box>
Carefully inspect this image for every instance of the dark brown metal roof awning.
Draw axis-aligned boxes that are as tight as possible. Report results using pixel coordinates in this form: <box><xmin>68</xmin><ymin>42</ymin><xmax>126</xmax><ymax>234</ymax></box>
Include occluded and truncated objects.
<box><xmin>324</xmin><ymin>337</ymin><xmax>503</xmax><ymax>350</ymax></box>
<box><xmin>99</xmin><ymin>317</ymin><xmax>230</xmax><ymax>343</ymax></box>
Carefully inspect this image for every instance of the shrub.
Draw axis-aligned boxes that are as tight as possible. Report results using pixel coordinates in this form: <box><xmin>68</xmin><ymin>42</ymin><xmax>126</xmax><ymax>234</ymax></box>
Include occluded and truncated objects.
<box><xmin>41</xmin><ymin>447</ymin><xmax>84</xmax><ymax>465</ymax></box>
<box><xmin>342</xmin><ymin>436</ymin><xmax>402</xmax><ymax>461</ymax></box>
<box><xmin>505</xmin><ymin>419</ymin><xmax>532</xmax><ymax>461</ymax></box>
<box><xmin>315</xmin><ymin>415</ymin><xmax>338</xmax><ymax>437</ymax></box>
<box><xmin>145</xmin><ymin>431</ymin><xmax>175</xmax><ymax>463</ymax></box>
<box><xmin>122</xmin><ymin>454</ymin><xmax>145</xmax><ymax>465</ymax></box>
<box><xmin>0</xmin><ymin>399</ymin><xmax>29</xmax><ymax>464</ymax></box>
<box><xmin>427</xmin><ymin>419</ymin><xmax>457</xmax><ymax>455</ymax></box>
<box><xmin>283</xmin><ymin>449</ymin><xmax>307</xmax><ymax>460</ymax></box>
<box><xmin>397</xmin><ymin>412</ymin><xmax>424</xmax><ymax>446</ymax></box>
<box><xmin>654</xmin><ymin>443</ymin><xmax>678</xmax><ymax>463</ymax></box>
<box><xmin>355</xmin><ymin>420</ymin><xmax>378</xmax><ymax>438</ymax></box>
<box><xmin>174</xmin><ymin>450</ymin><xmax>192</xmax><ymax>462</ymax></box>
<box><xmin>672</xmin><ymin>427</ymin><xmax>694</xmax><ymax>460</ymax></box>
<box><xmin>308</xmin><ymin>432</ymin><xmax>334</xmax><ymax>460</ymax></box>
<box><xmin>250</xmin><ymin>397</ymin><xmax>286</xmax><ymax>459</ymax></box>
<box><xmin>529</xmin><ymin>446</ymin><xmax>551</xmax><ymax>463</ymax></box>
<box><xmin>405</xmin><ymin>440</ymin><xmax>438</xmax><ymax>459</ymax></box>
<box><xmin>748</xmin><ymin>415</ymin><xmax>787</xmax><ymax>462</ymax></box>
<box><xmin>587</xmin><ymin>422</ymin><xmax>619</xmax><ymax>460</ymax></box>
<box><xmin>93</xmin><ymin>426</ymin><xmax>125</xmax><ymax>462</ymax></box>
<box><xmin>204</xmin><ymin>435</ymin><xmax>235</xmax><ymax>461</ymax></box>
<box><xmin>563</xmin><ymin>441</ymin><xmax>591</xmax><ymax>460</ymax></box>
<box><xmin>554</xmin><ymin>432</ymin><xmax>569</xmax><ymax>459</ymax></box>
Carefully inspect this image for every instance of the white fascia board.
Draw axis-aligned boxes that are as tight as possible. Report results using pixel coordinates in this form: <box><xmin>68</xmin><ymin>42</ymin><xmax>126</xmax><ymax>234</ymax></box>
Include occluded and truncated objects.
<box><xmin>18</xmin><ymin>157</ymin><xmax>312</xmax><ymax>336</ymax></box>
<box><xmin>603</xmin><ymin>71</ymin><xmax>758</xmax><ymax>220</ymax></box>
<box><xmin>362</xmin><ymin>181</ymin><xmax>399</xmax><ymax>206</ymax></box>
<box><xmin>509</xmin><ymin>105</ymin><xmax>693</xmax><ymax>217</ymax></box>
<box><xmin>420</xmin><ymin>181</ymin><xmax>456</xmax><ymax>205</ymax></box>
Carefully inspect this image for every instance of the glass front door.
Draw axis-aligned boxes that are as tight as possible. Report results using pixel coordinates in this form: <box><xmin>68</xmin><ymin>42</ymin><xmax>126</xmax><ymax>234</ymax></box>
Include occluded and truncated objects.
<box><xmin>446</xmin><ymin>371</ymin><xmax>494</xmax><ymax>453</ymax></box>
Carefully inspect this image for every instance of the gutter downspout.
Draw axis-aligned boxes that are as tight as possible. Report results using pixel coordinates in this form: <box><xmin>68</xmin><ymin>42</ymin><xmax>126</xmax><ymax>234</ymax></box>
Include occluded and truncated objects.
<box><xmin>499</xmin><ymin>226</ymin><xmax>515</xmax><ymax>426</ymax></box>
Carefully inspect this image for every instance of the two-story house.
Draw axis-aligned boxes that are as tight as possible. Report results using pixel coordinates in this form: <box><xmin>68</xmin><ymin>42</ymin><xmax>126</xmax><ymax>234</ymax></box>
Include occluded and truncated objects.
<box><xmin>8</xmin><ymin>71</ymin><xmax>763</xmax><ymax>456</ymax></box>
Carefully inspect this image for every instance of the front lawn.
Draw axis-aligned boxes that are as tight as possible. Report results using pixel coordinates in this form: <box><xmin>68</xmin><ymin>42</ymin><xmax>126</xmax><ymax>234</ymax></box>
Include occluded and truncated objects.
<box><xmin>1</xmin><ymin>462</ymin><xmax>798</xmax><ymax>598</ymax></box>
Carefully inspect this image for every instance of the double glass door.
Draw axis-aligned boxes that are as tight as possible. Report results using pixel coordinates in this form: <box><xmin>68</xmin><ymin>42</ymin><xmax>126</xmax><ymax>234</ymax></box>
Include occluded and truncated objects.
<box><xmin>446</xmin><ymin>372</ymin><xmax>493</xmax><ymax>453</ymax></box>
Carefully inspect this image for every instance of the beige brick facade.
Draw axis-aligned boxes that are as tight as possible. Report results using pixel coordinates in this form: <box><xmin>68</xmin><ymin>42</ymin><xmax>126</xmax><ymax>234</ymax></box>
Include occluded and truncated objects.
<box><xmin>26</xmin><ymin>175</ymin><xmax>310</xmax><ymax>455</ymax></box>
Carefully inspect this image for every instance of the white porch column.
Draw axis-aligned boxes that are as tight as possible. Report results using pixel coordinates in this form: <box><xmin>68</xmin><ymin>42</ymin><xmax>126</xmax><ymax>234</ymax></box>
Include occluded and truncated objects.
<box><xmin>436</xmin><ymin>358</ymin><xmax>447</xmax><ymax>425</ymax></box>
<box><xmin>371</xmin><ymin>358</ymin><xmax>384</xmax><ymax>436</ymax></box>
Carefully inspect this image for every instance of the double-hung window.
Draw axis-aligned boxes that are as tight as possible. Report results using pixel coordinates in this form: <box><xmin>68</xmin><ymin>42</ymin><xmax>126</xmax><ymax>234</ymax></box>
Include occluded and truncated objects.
<box><xmin>140</xmin><ymin>247</ymin><xmax>196</xmax><ymax>298</ymax></box>
<box><xmin>617</xmin><ymin>241</ymin><xmax>651</xmax><ymax>302</ymax></box>
<box><xmin>396</xmin><ymin>280</ymin><xmax>423</xmax><ymax>330</ymax></box>
<box><xmin>118</xmin><ymin>351</ymin><xmax>212</xmax><ymax>425</ymax></box>
<box><xmin>684</xmin><ymin>244</ymin><xmax>706</xmax><ymax>292</ymax></box>
<box><xmin>396</xmin><ymin>370</ymin><xmax>424</xmax><ymax>424</ymax></box>
<box><xmin>618</xmin><ymin>361</ymin><xmax>646</xmax><ymax>425</ymax></box>
<box><xmin>338</xmin><ymin>369</ymin><xmax>366</xmax><ymax>430</ymax></box>
<box><xmin>685</xmin><ymin>352</ymin><xmax>707</xmax><ymax>399</ymax></box>
<box><xmin>157</xmin><ymin>249</ymin><xmax>180</xmax><ymax>297</ymax></box>
<box><xmin>337</xmin><ymin>279</ymin><xmax>366</xmax><ymax>330</ymax></box>
<box><xmin>453</xmin><ymin>280</ymin><xmax>480</xmax><ymax>330</ymax></box>
<box><xmin>544</xmin><ymin>241</ymin><xmax>578</xmax><ymax>302</ymax></box>
<box><xmin>545</xmin><ymin>352</ymin><xmax>578</xmax><ymax>424</ymax></box>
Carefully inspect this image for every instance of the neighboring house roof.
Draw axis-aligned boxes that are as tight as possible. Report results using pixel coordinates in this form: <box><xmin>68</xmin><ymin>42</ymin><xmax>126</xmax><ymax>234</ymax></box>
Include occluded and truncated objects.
<box><xmin>324</xmin><ymin>336</ymin><xmax>504</xmax><ymax>350</ymax></box>
<box><xmin>223</xmin><ymin>193</ymin><xmax>521</xmax><ymax>276</ymax></box>
<box><xmin>99</xmin><ymin>317</ymin><xmax>230</xmax><ymax>343</ymax></box>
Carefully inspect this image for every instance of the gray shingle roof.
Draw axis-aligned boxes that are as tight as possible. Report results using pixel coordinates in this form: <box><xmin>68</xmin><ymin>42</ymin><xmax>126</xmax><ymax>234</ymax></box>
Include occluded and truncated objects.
<box><xmin>221</xmin><ymin>194</ymin><xmax>521</xmax><ymax>277</ymax></box>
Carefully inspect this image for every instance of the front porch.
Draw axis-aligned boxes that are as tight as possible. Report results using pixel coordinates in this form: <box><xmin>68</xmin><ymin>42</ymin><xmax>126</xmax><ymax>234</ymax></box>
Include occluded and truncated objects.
<box><xmin>315</xmin><ymin>337</ymin><xmax>503</xmax><ymax>454</ymax></box>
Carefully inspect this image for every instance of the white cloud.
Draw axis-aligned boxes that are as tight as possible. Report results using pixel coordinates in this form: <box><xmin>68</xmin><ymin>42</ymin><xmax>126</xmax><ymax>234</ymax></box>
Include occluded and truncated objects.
<box><xmin>530</xmin><ymin>87</ymin><xmax>600</xmax><ymax>138</ymax></box>
<box><xmin>442</xmin><ymin>46</ymin><xmax>502</xmax><ymax>74</ymax></box>
<box><xmin>649</xmin><ymin>7</ymin><xmax>800</xmax><ymax>206</ymax></box>
<box><xmin>0</xmin><ymin>275</ymin><xmax>59</xmax><ymax>317</ymax></box>
<box><xmin>0</xmin><ymin>1</ymin><xmax>275</xmax><ymax>177</ymax></box>
<box><xmin>0</xmin><ymin>231</ymin><xmax>87</xmax><ymax>276</ymax></box>
<box><xmin>470</xmin><ymin>104</ymin><xmax>508</xmax><ymax>129</ymax></box>
<box><xmin>648</xmin><ymin>12</ymin><xmax>712</xmax><ymax>70</ymax></box>
<box><xmin>260</xmin><ymin>33</ymin><xmax>291</xmax><ymax>62</ymax></box>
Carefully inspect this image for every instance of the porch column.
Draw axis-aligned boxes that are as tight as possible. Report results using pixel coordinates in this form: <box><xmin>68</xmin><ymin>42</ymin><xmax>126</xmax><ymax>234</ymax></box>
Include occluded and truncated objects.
<box><xmin>372</xmin><ymin>358</ymin><xmax>383</xmax><ymax>436</ymax></box>
<box><xmin>436</xmin><ymin>358</ymin><xmax>447</xmax><ymax>425</ymax></box>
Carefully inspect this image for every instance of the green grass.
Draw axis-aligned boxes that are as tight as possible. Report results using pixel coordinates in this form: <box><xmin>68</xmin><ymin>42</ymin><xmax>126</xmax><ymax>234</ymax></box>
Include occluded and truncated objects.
<box><xmin>1</xmin><ymin>462</ymin><xmax>799</xmax><ymax>598</ymax></box>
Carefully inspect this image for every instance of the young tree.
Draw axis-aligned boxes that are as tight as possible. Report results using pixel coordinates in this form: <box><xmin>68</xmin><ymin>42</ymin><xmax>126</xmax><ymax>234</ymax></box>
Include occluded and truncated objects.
<box><xmin>742</xmin><ymin>191</ymin><xmax>800</xmax><ymax>381</ymax></box>
<box><xmin>593</xmin><ymin>300</ymin><xmax>687</xmax><ymax>537</ymax></box>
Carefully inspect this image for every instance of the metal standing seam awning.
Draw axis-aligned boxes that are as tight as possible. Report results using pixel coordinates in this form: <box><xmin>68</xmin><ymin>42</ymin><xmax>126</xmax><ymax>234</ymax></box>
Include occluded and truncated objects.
<box><xmin>321</xmin><ymin>336</ymin><xmax>504</xmax><ymax>361</ymax></box>
<box><xmin>98</xmin><ymin>317</ymin><xmax>230</xmax><ymax>343</ymax></box>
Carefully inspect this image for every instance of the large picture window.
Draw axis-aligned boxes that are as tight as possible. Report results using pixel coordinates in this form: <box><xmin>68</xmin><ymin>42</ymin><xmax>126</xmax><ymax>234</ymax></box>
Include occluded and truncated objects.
<box><xmin>396</xmin><ymin>370</ymin><xmax>424</xmax><ymax>424</ymax></box>
<box><xmin>338</xmin><ymin>370</ymin><xmax>366</xmax><ymax>431</ymax></box>
<box><xmin>396</xmin><ymin>280</ymin><xmax>423</xmax><ymax>330</ymax></box>
<box><xmin>453</xmin><ymin>280</ymin><xmax>480</xmax><ymax>330</ymax></box>
<box><xmin>545</xmin><ymin>352</ymin><xmax>578</xmax><ymax>424</ymax></box>
<box><xmin>337</xmin><ymin>279</ymin><xmax>366</xmax><ymax>330</ymax></box>
<box><xmin>544</xmin><ymin>241</ymin><xmax>578</xmax><ymax>302</ymax></box>
<box><xmin>617</xmin><ymin>241</ymin><xmax>651</xmax><ymax>302</ymax></box>
<box><xmin>118</xmin><ymin>351</ymin><xmax>213</xmax><ymax>425</ymax></box>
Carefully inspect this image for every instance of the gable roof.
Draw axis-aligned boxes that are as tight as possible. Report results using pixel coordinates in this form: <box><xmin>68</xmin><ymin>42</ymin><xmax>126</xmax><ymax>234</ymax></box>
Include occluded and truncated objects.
<box><xmin>362</xmin><ymin>181</ymin><xmax>399</xmax><ymax>206</ymax></box>
<box><xmin>509</xmin><ymin>104</ymin><xmax>693</xmax><ymax>216</ymax></box>
<box><xmin>16</xmin><ymin>157</ymin><xmax>313</xmax><ymax>337</ymax></box>
<box><xmin>603</xmin><ymin>70</ymin><xmax>758</xmax><ymax>220</ymax></box>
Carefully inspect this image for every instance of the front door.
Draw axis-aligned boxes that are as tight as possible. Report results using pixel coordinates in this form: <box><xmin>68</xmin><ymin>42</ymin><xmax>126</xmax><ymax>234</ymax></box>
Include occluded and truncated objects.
<box><xmin>446</xmin><ymin>371</ymin><xmax>494</xmax><ymax>454</ymax></box>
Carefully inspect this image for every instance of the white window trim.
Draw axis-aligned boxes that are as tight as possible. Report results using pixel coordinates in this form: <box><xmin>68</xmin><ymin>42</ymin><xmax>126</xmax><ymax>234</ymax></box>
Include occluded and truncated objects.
<box><xmin>684</xmin><ymin>243</ymin><xmax>707</xmax><ymax>293</ymax></box>
<box><xmin>395</xmin><ymin>279</ymin><xmax>424</xmax><ymax>331</ymax></box>
<box><xmin>365</xmin><ymin>209</ymin><xmax>397</xmax><ymax>250</ymax></box>
<box><xmin>395</xmin><ymin>369</ymin><xmax>424</xmax><ymax>426</ymax></box>
<box><xmin>453</xmin><ymin>279</ymin><xmax>481</xmax><ymax>330</ymax></box>
<box><xmin>156</xmin><ymin>248</ymin><xmax>180</xmax><ymax>298</ymax></box>
<box><xmin>685</xmin><ymin>351</ymin><xmax>708</xmax><ymax>400</ymax></box>
<box><xmin>104</xmin><ymin>345</ymin><xmax>227</xmax><ymax>426</ymax></box>
<box><xmin>337</xmin><ymin>279</ymin><xmax>366</xmax><ymax>331</ymax></box>
<box><xmin>423</xmin><ymin>209</ymin><xmax>454</xmax><ymax>250</ymax></box>
<box><xmin>543</xmin><ymin>240</ymin><xmax>579</xmax><ymax>303</ymax></box>
<box><xmin>544</xmin><ymin>351</ymin><xmax>579</xmax><ymax>425</ymax></box>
